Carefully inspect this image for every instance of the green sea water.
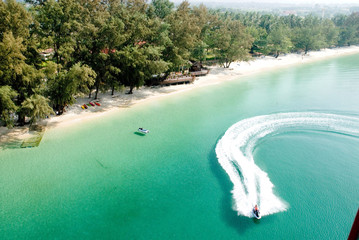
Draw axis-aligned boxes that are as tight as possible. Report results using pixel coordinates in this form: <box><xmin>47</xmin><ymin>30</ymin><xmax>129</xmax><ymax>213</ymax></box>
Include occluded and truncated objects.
<box><xmin>1</xmin><ymin>54</ymin><xmax>359</xmax><ymax>239</ymax></box>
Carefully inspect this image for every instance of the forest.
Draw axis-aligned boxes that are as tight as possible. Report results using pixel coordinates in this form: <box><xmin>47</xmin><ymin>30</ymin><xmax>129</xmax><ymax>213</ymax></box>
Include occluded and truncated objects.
<box><xmin>1</xmin><ymin>0</ymin><xmax>359</xmax><ymax>127</ymax></box>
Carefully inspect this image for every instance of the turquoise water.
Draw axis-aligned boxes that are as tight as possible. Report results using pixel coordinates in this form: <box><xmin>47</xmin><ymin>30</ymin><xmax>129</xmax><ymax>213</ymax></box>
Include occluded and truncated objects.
<box><xmin>1</xmin><ymin>54</ymin><xmax>359</xmax><ymax>239</ymax></box>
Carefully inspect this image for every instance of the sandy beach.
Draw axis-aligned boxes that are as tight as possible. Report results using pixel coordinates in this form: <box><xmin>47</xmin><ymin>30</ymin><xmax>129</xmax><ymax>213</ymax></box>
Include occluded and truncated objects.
<box><xmin>1</xmin><ymin>46</ymin><xmax>359</xmax><ymax>146</ymax></box>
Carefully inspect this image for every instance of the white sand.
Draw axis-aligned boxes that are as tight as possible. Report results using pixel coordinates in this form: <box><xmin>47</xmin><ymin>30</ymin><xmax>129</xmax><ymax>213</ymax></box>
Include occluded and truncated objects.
<box><xmin>1</xmin><ymin>46</ymin><xmax>359</xmax><ymax>144</ymax></box>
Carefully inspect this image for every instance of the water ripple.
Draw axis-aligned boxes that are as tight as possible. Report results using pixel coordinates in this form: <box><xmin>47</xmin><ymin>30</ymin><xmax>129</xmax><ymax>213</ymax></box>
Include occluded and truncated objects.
<box><xmin>216</xmin><ymin>112</ymin><xmax>359</xmax><ymax>217</ymax></box>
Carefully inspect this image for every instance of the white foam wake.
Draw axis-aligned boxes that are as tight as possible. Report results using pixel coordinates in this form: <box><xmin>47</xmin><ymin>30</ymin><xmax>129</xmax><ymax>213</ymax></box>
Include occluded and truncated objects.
<box><xmin>215</xmin><ymin>112</ymin><xmax>359</xmax><ymax>217</ymax></box>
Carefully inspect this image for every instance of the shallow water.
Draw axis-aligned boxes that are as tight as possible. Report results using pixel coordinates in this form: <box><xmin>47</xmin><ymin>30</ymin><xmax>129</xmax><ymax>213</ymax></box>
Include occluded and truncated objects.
<box><xmin>1</xmin><ymin>54</ymin><xmax>359</xmax><ymax>239</ymax></box>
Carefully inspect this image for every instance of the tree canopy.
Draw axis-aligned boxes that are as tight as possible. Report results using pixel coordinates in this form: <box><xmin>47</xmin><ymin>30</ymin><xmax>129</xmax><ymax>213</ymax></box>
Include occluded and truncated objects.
<box><xmin>0</xmin><ymin>0</ymin><xmax>358</xmax><ymax>127</ymax></box>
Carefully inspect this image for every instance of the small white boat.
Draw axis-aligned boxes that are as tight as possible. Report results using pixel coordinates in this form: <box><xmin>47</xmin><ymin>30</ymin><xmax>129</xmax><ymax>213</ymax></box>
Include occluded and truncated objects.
<box><xmin>138</xmin><ymin>128</ymin><xmax>150</xmax><ymax>134</ymax></box>
<box><xmin>253</xmin><ymin>205</ymin><xmax>261</xmax><ymax>219</ymax></box>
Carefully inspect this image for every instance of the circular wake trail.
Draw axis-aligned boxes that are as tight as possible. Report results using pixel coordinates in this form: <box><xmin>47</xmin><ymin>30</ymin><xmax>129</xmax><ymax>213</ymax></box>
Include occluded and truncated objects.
<box><xmin>215</xmin><ymin>112</ymin><xmax>359</xmax><ymax>217</ymax></box>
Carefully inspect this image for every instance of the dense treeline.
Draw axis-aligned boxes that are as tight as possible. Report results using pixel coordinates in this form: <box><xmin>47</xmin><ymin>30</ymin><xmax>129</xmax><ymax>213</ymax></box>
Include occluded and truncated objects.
<box><xmin>0</xmin><ymin>0</ymin><xmax>358</xmax><ymax>127</ymax></box>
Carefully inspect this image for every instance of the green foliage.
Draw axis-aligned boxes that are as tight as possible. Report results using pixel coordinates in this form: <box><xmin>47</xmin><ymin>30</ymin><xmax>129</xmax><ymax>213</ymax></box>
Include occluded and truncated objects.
<box><xmin>266</xmin><ymin>24</ymin><xmax>292</xmax><ymax>57</ymax></box>
<box><xmin>1</xmin><ymin>0</ymin><xmax>358</xmax><ymax>127</ymax></box>
<box><xmin>259</xmin><ymin>14</ymin><xmax>280</xmax><ymax>33</ymax></box>
<box><xmin>0</xmin><ymin>30</ymin><xmax>44</xmax><ymax>125</ymax></box>
<box><xmin>246</xmin><ymin>26</ymin><xmax>269</xmax><ymax>54</ymax></box>
<box><xmin>333</xmin><ymin>13</ymin><xmax>359</xmax><ymax>46</ymax></box>
<box><xmin>25</xmin><ymin>0</ymin><xmax>48</xmax><ymax>6</ymax></box>
<box><xmin>34</xmin><ymin>0</ymin><xmax>80</xmax><ymax>65</ymax></box>
<box><xmin>46</xmin><ymin>63</ymin><xmax>96</xmax><ymax>112</ymax></box>
<box><xmin>292</xmin><ymin>29</ymin><xmax>324</xmax><ymax>53</ymax></box>
<box><xmin>21</xmin><ymin>94</ymin><xmax>54</xmax><ymax>124</ymax></box>
<box><xmin>191</xmin><ymin>4</ymin><xmax>214</xmax><ymax>62</ymax></box>
<box><xmin>67</xmin><ymin>63</ymin><xmax>97</xmax><ymax>95</ymax></box>
<box><xmin>0</xmin><ymin>0</ymin><xmax>32</xmax><ymax>41</ymax></box>
<box><xmin>116</xmin><ymin>45</ymin><xmax>169</xmax><ymax>94</ymax></box>
<box><xmin>75</xmin><ymin>0</ymin><xmax>111</xmax><ymax>98</ymax></box>
<box><xmin>210</xmin><ymin>18</ymin><xmax>253</xmax><ymax>68</ymax></box>
<box><xmin>192</xmin><ymin>41</ymin><xmax>209</xmax><ymax>62</ymax></box>
<box><xmin>321</xmin><ymin>19</ymin><xmax>339</xmax><ymax>47</ymax></box>
<box><xmin>0</xmin><ymin>32</ymin><xmax>26</xmax><ymax>85</ymax></box>
<box><xmin>151</xmin><ymin>0</ymin><xmax>174</xmax><ymax>19</ymax></box>
<box><xmin>165</xmin><ymin>1</ymin><xmax>201</xmax><ymax>70</ymax></box>
<box><xmin>0</xmin><ymin>86</ymin><xmax>18</xmax><ymax>127</ymax></box>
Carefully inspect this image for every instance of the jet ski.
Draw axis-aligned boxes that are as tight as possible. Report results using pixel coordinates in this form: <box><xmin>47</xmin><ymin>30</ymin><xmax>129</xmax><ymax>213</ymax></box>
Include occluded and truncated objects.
<box><xmin>138</xmin><ymin>128</ymin><xmax>150</xmax><ymax>134</ymax></box>
<box><xmin>253</xmin><ymin>205</ymin><xmax>261</xmax><ymax>219</ymax></box>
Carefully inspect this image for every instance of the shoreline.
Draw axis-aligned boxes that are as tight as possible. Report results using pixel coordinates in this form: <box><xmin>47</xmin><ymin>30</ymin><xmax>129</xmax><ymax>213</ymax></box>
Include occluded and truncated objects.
<box><xmin>1</xmin><ymin>46</ymin><xmax>359</xmax><ymax>147</ymax></box>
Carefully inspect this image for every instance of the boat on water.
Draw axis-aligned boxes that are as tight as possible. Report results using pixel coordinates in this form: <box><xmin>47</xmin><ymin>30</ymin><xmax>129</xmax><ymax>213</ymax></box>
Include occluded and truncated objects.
<box><xmin>138</xmin><ymin>128</ymin><xmax>150</xmax><ymax>134</ymax></box>
<box><xmin>253</xmin><ymin>205</ymin><xmax>261</xmax><ymax>219</ymax></box>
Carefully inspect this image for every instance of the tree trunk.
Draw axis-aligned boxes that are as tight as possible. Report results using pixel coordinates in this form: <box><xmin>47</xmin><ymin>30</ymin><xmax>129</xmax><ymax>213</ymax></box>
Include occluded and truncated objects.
<box><xmin>224</xmin><ymin>61</ymin><xmax>231</xmax><ymax>68</ymax></box>
<box><xmin>127</xmin><ymin>86</ymin><xmax>134</xmax><ymax>94</ymax></box>
<box><xmin>17</xmin><ymin>113</ymin><xmax>26</xmax><ymax>126</ymax></box>
<box><xmin>54</xmin><ymin>104</ymin><xmax>63</xmax><ymax>115</ymax></box>
<box><xmin>275</xmin><ymin>51</ymin><xmax>279</xmax><ymax>58</ymax></box>
<box><xmin>95</xmin><ymin>82</ymin><xmax>99</xmax><ymax>99</ymax></box>
<box><xmin>111</xmin><ymin>85</ymin><xmax>115</xmax><ymax>95</ymax></box>
<box><xmin>94</xmin><ymin>73</ymin><xmax>102</xmax><ymax>100</ymax></box>
<box><xmin>16</xmin><ymin>95</ymin><xmax>26</xmax><ymax>125</ymax></box>
<box><xmin>89</xmin><ymin>88</ymin><xmax>92</xmax><ymax>98</ymax></box>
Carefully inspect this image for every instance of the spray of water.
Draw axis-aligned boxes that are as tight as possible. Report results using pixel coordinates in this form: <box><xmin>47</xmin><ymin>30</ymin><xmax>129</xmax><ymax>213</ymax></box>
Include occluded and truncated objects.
<box><xmin>215</xmin><ymin>112</ymin><xmax>359</xmax><ymax>217</ymax></box>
